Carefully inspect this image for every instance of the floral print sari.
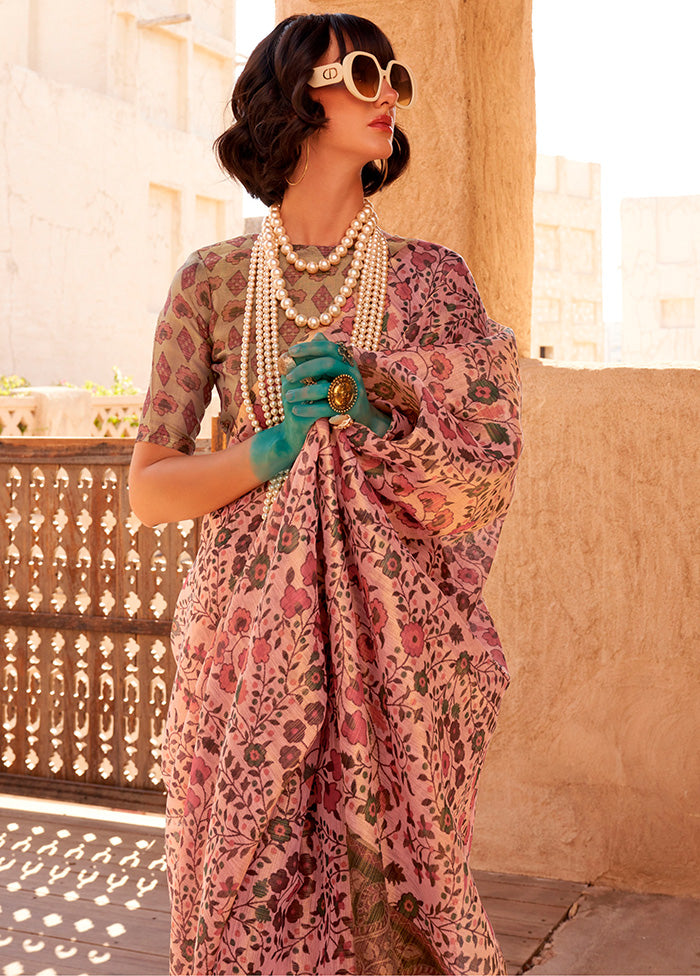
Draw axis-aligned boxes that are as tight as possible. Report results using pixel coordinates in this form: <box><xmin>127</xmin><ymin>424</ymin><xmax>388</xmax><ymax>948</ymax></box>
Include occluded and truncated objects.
<box><xmin>137</xmin><ymin>234</ymin><xmax>522</xmax><ymax>974</ymax></box>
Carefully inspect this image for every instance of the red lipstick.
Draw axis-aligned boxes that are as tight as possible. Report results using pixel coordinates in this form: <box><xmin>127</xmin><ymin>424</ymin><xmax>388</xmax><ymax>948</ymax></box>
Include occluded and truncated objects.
<box><xmin>369</xmin><ymin>115</ymin><xmax>394</xmax><ymax>131</ymax></box>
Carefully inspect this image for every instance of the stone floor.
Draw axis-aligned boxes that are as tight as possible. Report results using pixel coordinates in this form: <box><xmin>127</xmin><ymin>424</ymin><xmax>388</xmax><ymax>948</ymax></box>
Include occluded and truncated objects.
<box><xmin>0</xmin><ymin>793</ymin><xmax>698</xmax><ymax>976</ymax></box>
<box><xmin>524</xmin><ymin>884</ymin><xmax>700</xmax><ymax>975</ymax></box>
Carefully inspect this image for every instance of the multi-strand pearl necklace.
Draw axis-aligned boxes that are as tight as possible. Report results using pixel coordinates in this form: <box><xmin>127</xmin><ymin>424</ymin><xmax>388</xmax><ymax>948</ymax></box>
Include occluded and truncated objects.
<box><xmin>240</xmin><ymin>201</ymin><xmax>389</xmax><ymax>518</ymax></box>
<box><xmin>268</xmin><ymin>202</ymin><xmax>374</xmax><ymax>330</ymax></box>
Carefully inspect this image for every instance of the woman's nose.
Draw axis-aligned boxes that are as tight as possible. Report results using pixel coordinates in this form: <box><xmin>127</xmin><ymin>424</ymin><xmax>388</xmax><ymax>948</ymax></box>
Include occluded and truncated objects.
<box><xmin>377</xmin><ymin>77</ymin><xmax>398</xmax><ymax>107</ymax></box>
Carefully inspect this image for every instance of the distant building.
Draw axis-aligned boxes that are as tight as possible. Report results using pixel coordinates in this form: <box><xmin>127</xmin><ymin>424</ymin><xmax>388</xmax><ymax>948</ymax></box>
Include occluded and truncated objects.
<box><xmin>621</xmin><ymin>196</ymin><xmax>700</xmax><ymax>363</ymax></box>
<box><xmin>532</xmin><ymin>155</ymin><xmax>604</xmax><ymax>362</ymax></box>
<box><xmin>0</xmin><ymin>1</ymin><xmax>242</xmax><ymax>388</ymax></box>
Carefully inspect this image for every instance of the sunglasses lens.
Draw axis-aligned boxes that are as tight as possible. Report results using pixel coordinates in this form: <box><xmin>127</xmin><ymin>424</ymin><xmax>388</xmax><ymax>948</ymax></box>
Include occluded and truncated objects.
<box><xmin>389</xmin><ymin>63</ymin><xmax>413</xmax><ymax>106</ymax></box>
<box><xmin>351</xmin><ymin>54</ymin><xmax>381</xmax><ymax>99</ymax></box>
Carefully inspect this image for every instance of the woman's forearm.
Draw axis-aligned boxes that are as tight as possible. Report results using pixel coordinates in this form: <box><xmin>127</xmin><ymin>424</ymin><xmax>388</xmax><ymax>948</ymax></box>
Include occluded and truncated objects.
<box><xmin>128</xmin><ymin>426</ymin><xmax>293</xmax><ymax>526</ymax></box>
<box><xmin>129</xmin><ymin>400</ymin><xmax>390</xmax><ymax>526</ymax></box>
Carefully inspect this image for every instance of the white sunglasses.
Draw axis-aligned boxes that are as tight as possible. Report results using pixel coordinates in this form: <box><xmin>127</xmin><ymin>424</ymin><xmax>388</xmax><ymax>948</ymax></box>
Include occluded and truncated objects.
<box><xmin>308</xmin><ymin>50</ymin><xmax>415</xmax><ymax>107</ymax></box>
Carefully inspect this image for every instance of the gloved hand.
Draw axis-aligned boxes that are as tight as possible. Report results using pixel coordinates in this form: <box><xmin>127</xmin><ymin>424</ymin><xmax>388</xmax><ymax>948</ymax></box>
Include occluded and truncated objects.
<box><xmin>249</xmin><ymin>336</ymin><xmax>390</xmax><ymax>483</ymax></box>
<box><xmin>284</xmin><ymin>335</ymin><xmax>389</xmax><ymax>435</ymax></box>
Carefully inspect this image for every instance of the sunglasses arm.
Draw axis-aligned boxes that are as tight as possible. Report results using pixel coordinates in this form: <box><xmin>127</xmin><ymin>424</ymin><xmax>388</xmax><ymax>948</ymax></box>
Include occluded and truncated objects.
<box><xmin>308</xmin><ymin>62</ymin><xmax>343</xmax><ymax>89</ymax></box>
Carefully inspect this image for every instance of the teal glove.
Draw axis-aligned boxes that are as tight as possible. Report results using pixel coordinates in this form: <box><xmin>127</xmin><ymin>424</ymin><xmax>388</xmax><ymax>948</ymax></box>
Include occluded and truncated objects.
<box><xmin>285</xmin><ymin>335</ymin><xmax>389</xmax><ymax>435</ymax></box>
<box><xmin>249</xmin><ymin>335</ymin><xmax>390</xmax><ymax>484</ymax></box>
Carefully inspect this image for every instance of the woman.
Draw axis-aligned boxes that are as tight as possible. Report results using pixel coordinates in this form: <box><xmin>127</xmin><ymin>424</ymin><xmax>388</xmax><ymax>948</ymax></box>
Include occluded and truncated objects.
<box><xmin>130</xmin><ymin>12</ymin><xmax>521</xmax><ymax>976</ymax></box>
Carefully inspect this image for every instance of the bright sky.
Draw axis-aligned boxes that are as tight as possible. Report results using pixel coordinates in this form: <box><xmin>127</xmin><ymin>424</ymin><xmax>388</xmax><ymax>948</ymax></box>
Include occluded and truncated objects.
<box><xmin>237</xmin><ymin>1</ymin><xmax>700</xmax><ymax>321</ymax></box>
<box><xmin>533</xmin><ymin>0</ymin><xmax>700</xmax><ymax>320</ymax></box>
<box><xmin>236</xmin><ymin>1</ymin><xmax>275</xmax><ymax>60</ymax></box>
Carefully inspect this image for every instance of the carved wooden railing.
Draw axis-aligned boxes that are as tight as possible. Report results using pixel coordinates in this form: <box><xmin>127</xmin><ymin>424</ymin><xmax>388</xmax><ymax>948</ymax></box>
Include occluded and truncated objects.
<box><xmin>0</xmin><ymin>439</ymin><xmax>201</xmax><ymax>810</ymax></box>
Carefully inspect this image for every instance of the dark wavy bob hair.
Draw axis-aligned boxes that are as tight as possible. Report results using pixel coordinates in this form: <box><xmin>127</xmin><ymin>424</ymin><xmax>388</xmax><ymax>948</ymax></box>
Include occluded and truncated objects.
<box><xmin>214</xmin><ymin>13</ymin><xmax>411</xmax><ymax>206</ymax></box>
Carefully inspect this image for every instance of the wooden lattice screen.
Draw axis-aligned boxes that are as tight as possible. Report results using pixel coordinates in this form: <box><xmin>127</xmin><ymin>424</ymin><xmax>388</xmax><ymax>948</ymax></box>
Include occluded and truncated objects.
<box><xmin>0</xmin><ymin>439</ymin><xmax>200</xmax><ymax>810</ymax></box>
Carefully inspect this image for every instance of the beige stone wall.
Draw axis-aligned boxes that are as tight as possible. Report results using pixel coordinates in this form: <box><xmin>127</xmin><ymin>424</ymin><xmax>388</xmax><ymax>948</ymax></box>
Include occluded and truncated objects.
<box><xmin>621</xmin><ymin>195</ymin><xmax>700</xmax><ymax>363</ymax></box>
<box><xmin>276</xmin><ymin>0</ymin><xmax>535</xmax><ymax>354</ymax></box>
<box><xmin>0</xmin><ymin>1</ymin><xmax>242</xmax><ymax>389</ymax></box>
<box><xmin>532</xmin><ymin>156</ymin><xmax>604</xmax><ymax>362</ymax></box>
<box><xmin>473</xmin><ymin>360</ymin><xmax>700</xmax><ymax>898</ymax></box>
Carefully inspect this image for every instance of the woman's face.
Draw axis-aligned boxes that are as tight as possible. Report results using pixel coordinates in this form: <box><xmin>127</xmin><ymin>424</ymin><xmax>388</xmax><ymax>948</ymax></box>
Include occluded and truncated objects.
<box><xmin>308</xmin><ymin>33</ymin><xmax>399</xmax><ymax>168</ymax></box>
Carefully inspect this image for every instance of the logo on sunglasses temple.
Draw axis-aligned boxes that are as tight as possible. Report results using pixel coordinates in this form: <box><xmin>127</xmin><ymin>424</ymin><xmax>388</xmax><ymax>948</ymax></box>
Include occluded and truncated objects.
<box><xmin>322</xmin><ymin>67</ymin><xmax>339</xmax><ymax>81</ymax></box>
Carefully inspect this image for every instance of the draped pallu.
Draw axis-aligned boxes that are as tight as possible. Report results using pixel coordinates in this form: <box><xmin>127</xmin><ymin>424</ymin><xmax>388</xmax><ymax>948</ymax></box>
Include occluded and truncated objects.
<box><xmin>138</xmin><ymin>236</ymin><xmax>522</xmax><ymax>974</ymax></box>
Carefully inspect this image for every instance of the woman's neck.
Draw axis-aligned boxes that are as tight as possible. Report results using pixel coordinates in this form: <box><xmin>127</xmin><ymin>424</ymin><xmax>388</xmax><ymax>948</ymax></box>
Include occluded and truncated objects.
<box><xmin>279</xmin><ymin>169</ymin><xmax>366</xmax><ymax>247</ymax></box>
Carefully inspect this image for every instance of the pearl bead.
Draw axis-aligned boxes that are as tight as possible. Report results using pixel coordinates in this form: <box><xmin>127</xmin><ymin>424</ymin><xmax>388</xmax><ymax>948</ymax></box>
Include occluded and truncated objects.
<box><xmin>307</xmin><ymin>316</ymin><xmax>320</xmax><ymax>329</ymax></box>
<box><xmin>285</xmin><ymin>307</ymin><xmax>297</xmax><ymax>320</ymax></box>
<box><xmin>336</xmin><ymin>295</ymin><xmax>347</xmax><ymax>307</ymax></box>
<box><xmin>329</xmin><ymin>253</ymin><xmax>341</xmax><ymax>265</ymax></box>
<box><xmin>281</xmin><ymin>243</ymin><xmax>292</xmax><ymax>255</ymax></box>
<box><xmin>320</xmin><ymin>312</ymin><xmax>332</xmax><ymax>326</ymax></box>
<box><xmin>341</xmin><ymin>236</ymin><xmax>352</xmax><ymax>248</ymax></box>
<box><xmin>329</xmin><ymin>304</ymin><xmax>340</xmax><ymax>316</ymax></box>
<box><xmin>337</xmin><ymin>245</ymin><xmax>347</xmax><ymax>257</ymax></box>
<box><xmin>294</xmin><ymin>313</ymin><xmax>307</xmax><ymax>327</ymax></box>
<box><xmin>319</xmin><ymin>259</ymin><xmax>330</xmax><ymax>272</ymax></box>
<box><xmin>280</xmin><ymin>296</ymin><xmax>293</xmax><ymax>309</ymax></box>
<box><xmin>340</xmin><ymin>285</ymin><xmax>352</xmax><ymax>298</ymax></box>
<box><xmin>294</xmin><ymin>258</ymin><xmax>306</xmax><ymax>271</ymax></box>
<box><xmin>351</xmin><ymin>219</ymin><xmax>362</xmax><ymax>230</ymax></box>
<box><xmin>307</xmin><ymin>262</ymin><xmax>318</xmax><ymax>274</ymax></box>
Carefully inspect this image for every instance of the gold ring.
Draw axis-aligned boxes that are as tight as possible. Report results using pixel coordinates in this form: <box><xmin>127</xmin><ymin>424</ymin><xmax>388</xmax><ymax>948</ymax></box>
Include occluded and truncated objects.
<box><xmin>329</xmin><ymin>413</ymin><xmax>354</xmax><ymax>430</ymax></box>
<box><xmin>328</xmin><ymin>374</ymin><xmax>358</xmax><ymax>414</ymax></box>
<box><xmin>300</xmin><ymin>376</ymin><xmax>315</xmax><ymax>386</ymax></box>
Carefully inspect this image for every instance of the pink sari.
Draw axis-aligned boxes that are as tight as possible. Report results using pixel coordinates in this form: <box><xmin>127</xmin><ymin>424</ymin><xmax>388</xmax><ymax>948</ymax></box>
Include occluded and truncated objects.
<box><xmin>142</xmin><ymin>237</ymin><xmax>522</xmax><ymax>974</ymax></box>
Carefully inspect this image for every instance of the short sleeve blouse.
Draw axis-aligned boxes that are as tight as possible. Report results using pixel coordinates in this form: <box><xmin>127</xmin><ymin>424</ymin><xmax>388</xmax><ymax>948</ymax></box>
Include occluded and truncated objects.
<box><xmin>136</xmin><ymin>234</ymin><xmax>410</xmax><ymax>455</ymax></box>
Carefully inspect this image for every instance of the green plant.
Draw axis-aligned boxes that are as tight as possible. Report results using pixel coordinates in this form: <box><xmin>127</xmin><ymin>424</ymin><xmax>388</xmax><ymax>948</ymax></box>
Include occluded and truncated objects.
<box><xmin>58</xmin><ymin>366</ymin><xmax>141</xmax><ymax>396</ymax></box>
<box><xmin>82</xmin><ymin>366</ymin><xmax>141</xmax><ymax>397</ymax></box>
<box><xmin>0</xmin><ymin>374</ymin><xmax>30</xmax><ymax>396</ymax></box>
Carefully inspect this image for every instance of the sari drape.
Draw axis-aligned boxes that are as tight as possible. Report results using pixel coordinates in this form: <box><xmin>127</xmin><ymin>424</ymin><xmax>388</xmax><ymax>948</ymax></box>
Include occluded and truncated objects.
<box><xmin>139</xmin><ymin>236</ymin><xmax>522</xmax><ymax>975</ymax></box>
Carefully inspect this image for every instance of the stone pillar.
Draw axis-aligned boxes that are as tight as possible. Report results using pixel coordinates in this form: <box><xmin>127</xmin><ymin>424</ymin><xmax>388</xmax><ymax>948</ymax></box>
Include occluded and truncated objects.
<box><xmin>275</xmin><ymin>0</ymin><xmax>535</xmax><ymax>352</ymax></box>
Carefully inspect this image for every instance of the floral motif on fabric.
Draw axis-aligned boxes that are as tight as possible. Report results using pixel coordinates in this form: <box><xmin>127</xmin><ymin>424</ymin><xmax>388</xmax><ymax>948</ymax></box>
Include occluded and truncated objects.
<box><xmin>138</xmin><ymin>234</ymin><xmax>522</xmax><ymax>975</ymax></box>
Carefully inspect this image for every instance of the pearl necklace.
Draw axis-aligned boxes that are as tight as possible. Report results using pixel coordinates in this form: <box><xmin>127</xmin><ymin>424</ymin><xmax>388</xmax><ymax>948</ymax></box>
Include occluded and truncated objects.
<box><xmin>267</xmin><ymin>202</ymin><xmax>375</xmax><ymax>330</ymax></box>
<box><xmin>240</xmin><ymin>202</ymin><xmax>389</xmax><ymax>518</ymax></box>
<box><xmin>271</xmin><ymin>201</ymin><xmax>373</xmax><ymax>275</ymax></box>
